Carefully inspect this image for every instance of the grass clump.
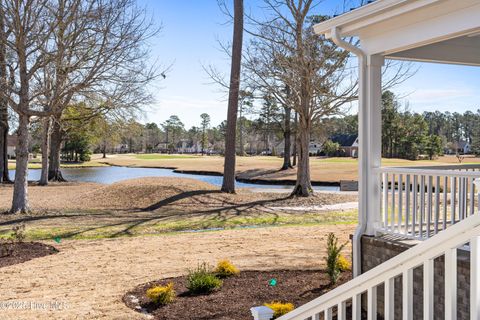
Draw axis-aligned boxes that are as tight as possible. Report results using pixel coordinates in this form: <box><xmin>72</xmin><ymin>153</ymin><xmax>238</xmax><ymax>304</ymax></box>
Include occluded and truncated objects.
<box><xmin>336</xmin><ymin>254</ymin><xmax>351</xmax><ymax>272</ymax></box>
<box><xmin>325</xmin><ymin>233</ymin><xmax>347</xmax><ymax>284</ymax></box>
<box><xmin>146</xmin><ymin>282</ymin><xmax>176</xmax><ymax>305</ymax></box>
<box><xmin>264</xmin><ymin>301</ymin><xmax>294</xmax><ymax>318</ymax></box>
<box><xmin>214</xmin><ymin>259</ymin><xmax>239</xmax><ymax>278</ymax></box>
<box><xmin>186</xmin><ymin>262</ymin><xmax>222</xmax><ymax>294</ymax></box>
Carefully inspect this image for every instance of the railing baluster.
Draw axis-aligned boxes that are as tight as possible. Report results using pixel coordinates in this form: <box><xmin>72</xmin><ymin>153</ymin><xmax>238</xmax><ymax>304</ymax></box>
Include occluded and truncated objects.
<box><xmin>420</xmin><ymin>176</ymin><xmax>425</xmax><ymax>239</ymax></box>
<box><xmin>398</xmin><ymin>174</ymin><xmax>403</xmax><ymax>233</ymax></box>
<box><xmin>471</xmin><ymin>236</ymin><xmax>480</xmax><ymax>320</ymax></box>
<box><xmin>470</xmin><ymin>177</ymin><xmax>475</xmax><ymax>216</ymax></box>
<box><xmin>403</xmin><ymin>269</ymin><xmax>413</xmax><ymax>320</ymax></box>
<box><xmin>413</xmin><ymin>175</ymin><xmax>418</xmax><ymax>238</ymax></box>
<box><xmin>460</xmin><ymin>177</ymin><xmax>465</xmax><ymax>220</ymax></box>
<box><xmin>443</xmin><ymin>176</ymin><xmax>448</xmax><ymax>230</ymax></box>
<box><xmin>406</xmin><ymin>174</ymin><xmax>411</xmax><ymax>235</ymax></box>
<box><xmin>385</xmin><ymin>278</ymin><xmax>394</xmax><ymax>320</ymax></box>
<box><xmin>427</xmin><ymin>175</ymin><xmax>432</xmax><ymax>238</ymax></box>
<box><xmin>391</xmin><ymin>174</ymin><xmax>396</xmax><ymax>232</ymax></box>
<box><xmin>352</xmin><ymin>294</ymin><xmax>361</xmax><ymax>320</ymax></box>
<box><xmin>337</xmin><ymin>301</ymin><xmax>346</xmax><ymax>320</ymax></box>
<box><xmin>434</xmin><ymin>176</ymin><xmax>440</xmax><ymax>234</ymax></box>
<box><xmin>424</xmin><ymin>258</ymin><xmax>434</xmax><ymax>320</ymax></box>
<box><xmin>383</xmin><ymin>173</ymin><xmax>388</xmax><ymax>229</ymax></box>
<box><xmin>367</xmin><ymin>286</ymin><xmax>377</xmax><ymax>320</ymax></box>
<box><xmin>451</xmin><ymin>177</ymin><xmax>457</xmax><ymax>225</ymax></box>
<box><xmin>445</xmin><ymin>247</ymin><xmax>458</xmax><ymax>319</ymax></box>
<box><xmin>324</xmin><ymin>308</ymin><xmax>332</xmax><ymax>320</ymax></box>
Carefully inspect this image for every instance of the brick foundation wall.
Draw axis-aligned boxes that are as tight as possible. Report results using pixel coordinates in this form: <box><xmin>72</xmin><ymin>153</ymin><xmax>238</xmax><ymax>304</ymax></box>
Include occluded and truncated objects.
<box><xmin>360</xmin><ymin>235</ymin><xmax>470</xmax><ymax>319</ymax></box>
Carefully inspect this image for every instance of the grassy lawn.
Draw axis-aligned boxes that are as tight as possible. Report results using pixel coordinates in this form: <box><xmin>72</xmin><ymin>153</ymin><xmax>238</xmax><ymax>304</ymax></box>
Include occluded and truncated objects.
<box><xmin>7</xmin><ymin>159</ymin><xmax>109</xmax><ymax>170</ymax></box>
<box><xmin>0</xmin><ymin>209</ymin><xmax>358</xmax><ymax>241</ymax></box>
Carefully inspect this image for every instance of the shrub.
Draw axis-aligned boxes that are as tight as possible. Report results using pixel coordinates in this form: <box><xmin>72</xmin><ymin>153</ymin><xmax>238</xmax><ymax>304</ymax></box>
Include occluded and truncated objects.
<box><xmin>146</xmin><ymin>282</ymin><xmax>175</xmax><ymax>305</ymax></box>
<box><xmin>186</xmin><ymin>263</ymin><xmax>222</xmax><ymax>294</ymax></box>
<box><xmin>10</xmin><ymin>223</ymin><xmax>25</xmax><ymax>243</ymax></box>
<box><xmin>214</xmin><ymin>259</ymin><xmax>239</xmax><ymax>278</ymax></box>
<box><xmin>264</xmin><ymin>301</ymin><xmax>294</xmax><ymax>318</ymax></box>
<box><xmin>325</xmin><ymin>233</ymin><xmax>347</xmax><ymax>284</ymax></box>
<box><xmin>336</xmin><ymin>254</ymin><xmax>351</xmax><ymax>272</ymax></box>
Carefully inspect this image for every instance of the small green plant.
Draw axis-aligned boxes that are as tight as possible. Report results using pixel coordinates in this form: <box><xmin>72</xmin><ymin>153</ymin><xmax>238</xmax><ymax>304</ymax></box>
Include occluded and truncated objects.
<box><xmin>146</xmin><ymin>282</ymin><xmax>176</xmax><ymax>305</ymax></box>
<box><xmin>10</xmin><ymin>223</ymin><xmax>26</xmax><ymax>243</ymax></box>
<box><xmin>186</xmin><ymin>262</ymin><xmax>222</xmax><ymax>294</ymax></box>
<box><xmin>325</xmin><ymin>233</ymin><xmax>347</xmax><ymax>284</ymax></box>
<box><xmin>264</xmin><ymin>301</ymin><xmax>294</xmax><ymax>318</ymax></box>
<box><xmin>214</xmin><ymin>259</ymin><xmax>239</xmax><ymax>278</ymax></box>
<box><xmin>336</xmin><ymin>254</ymin><xmax>351</xmax><ymax>272</ymax></box>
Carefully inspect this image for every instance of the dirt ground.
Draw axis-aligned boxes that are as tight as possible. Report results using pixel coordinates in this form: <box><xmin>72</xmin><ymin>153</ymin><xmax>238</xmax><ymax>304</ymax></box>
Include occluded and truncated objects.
<box><xmin>0</xmin><ymin>224</ymin><xmax>355</xmax><ymax>320</ymax></box>
<box><xmin>94</xmin><ymin>154</ymin><xmax>480</xmax><ymax>183</ymax></box>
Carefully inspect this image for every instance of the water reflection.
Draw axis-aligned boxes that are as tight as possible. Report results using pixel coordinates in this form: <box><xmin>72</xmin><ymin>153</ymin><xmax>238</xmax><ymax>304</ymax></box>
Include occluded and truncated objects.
<box><xmin>8</xmin><ymin>166</ymin><xmax>339</xmax><ymax>191</ymax></box>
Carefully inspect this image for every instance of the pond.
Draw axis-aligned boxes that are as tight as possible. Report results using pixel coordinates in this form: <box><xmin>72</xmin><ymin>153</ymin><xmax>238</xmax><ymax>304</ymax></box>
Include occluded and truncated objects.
<box><xmin>8</xmin><ymin>166</ymin><xmax>340</xmax><ymax>191</ymax></box>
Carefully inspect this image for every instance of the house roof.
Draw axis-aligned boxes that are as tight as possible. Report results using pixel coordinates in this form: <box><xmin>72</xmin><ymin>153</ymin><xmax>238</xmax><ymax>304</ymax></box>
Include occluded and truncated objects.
<box><xmin>314</xmin><ymin>0</ymin><xmax>480</xmax><ymax>65</ymax></box>
<box><xmin>330</xmin><ymin>134</ymin><xmax>358</xmax><ymax>147</ymax></box>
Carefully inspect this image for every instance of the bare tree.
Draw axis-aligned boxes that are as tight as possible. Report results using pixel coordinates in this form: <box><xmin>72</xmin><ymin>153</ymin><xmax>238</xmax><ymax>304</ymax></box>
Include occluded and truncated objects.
<box><xmin>221</xmin><ymin>0</ymin><xmax>243</xmax><ymax>193</ymax></box>
<box><xmin>2</xmin><ymin>0</ymin><xmax>160</xmax><ymax>212</ymax></box>
<box><xmin>42</xmin><ymin>0</ymin><xmax>160</xmax><ymax>183</ymax></box>
<box><xmin>243</xmin><ymin>1</ymin><xmax>414</xmax><ymax>196</ymax></box>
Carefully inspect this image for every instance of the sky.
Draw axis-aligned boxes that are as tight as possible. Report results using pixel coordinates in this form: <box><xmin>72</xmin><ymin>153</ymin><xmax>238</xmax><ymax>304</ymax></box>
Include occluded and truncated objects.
<box><xmin>137</xmin><ymin>0</ymin><xmax>480</xmax><ymax>129</ymax></box>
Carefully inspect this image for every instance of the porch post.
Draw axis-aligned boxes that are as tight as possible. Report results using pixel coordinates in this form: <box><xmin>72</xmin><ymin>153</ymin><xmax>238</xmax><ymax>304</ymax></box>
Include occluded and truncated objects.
<box><xmin>353</xmin><ymin>54</ymin><xmax>383</xmax><ymax>276</ymax></box>
<box><xmin>363</xmin><ymin>54</ymin><xmax>384</xmax><ymax>236</ymax></box>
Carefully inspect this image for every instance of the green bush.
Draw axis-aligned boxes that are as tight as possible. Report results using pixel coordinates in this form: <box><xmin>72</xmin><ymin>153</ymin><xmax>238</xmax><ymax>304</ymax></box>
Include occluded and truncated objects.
<box><xmin>146</xmin><ymin>282</ymin><xmax>175</xmax><ymax>305</ymax></box>
<box><xmin>325</xmin><ymin>233</ymin><xmax>347</xmax><ymax>284</ymax></box>
<box><xmin>186</xmin><ymin>262</ymin><xmax>222</xmax><ymax>294</ymax></box>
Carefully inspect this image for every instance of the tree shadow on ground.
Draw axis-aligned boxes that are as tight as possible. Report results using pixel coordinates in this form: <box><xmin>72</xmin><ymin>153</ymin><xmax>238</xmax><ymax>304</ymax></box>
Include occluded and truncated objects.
<box><xmin>0</xmin><ymin>189</ymin><xmax>294</xmax><ymax>240</ymax></box>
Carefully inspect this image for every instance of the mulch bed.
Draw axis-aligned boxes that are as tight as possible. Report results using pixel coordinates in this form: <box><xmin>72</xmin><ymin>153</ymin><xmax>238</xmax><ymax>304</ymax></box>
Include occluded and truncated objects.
<box><xmin>0</xmin><ymin>242</ymin><xmax>58</xmax><ymax>268</ymax></box>
<box><xmin>124</xmin><ymin>270</ymin><xmax>351</xmax><ymax>320</ymax></box>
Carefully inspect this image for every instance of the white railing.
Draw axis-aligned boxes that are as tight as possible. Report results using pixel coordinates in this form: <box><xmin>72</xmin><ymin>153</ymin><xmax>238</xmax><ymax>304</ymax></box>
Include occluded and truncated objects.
<box><xmin>378</xmin><ymin>165</ymin><xmax>480</xmax><ymax>240</ymax></box>
<box><xmin>277</xmin><ymin>213</ymin><xmax>480</xmax><ymax>320</ymax></box>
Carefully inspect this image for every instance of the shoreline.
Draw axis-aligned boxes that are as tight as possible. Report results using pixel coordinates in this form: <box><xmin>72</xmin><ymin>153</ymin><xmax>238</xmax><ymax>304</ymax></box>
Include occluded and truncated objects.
<box><xmin>98</xmin><ymin>161</ymin><xmax>343</xmax><ymax>187</ymax></box>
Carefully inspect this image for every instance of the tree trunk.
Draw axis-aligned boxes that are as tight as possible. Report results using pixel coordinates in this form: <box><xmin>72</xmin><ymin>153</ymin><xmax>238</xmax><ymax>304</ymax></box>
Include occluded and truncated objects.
<box><xmin>221</xmin><ymin>0</ymin><xmax>243</xmax><ymax>193</ymax></box>
<box><xmin>291</xmin><ymin>117</ymin><xmax>312</xmax><ymax>196</ymax></box>
<box><xmin>102</xmin><ymin>142</ymin><xmax>107</xmax><ymax>158</ymax></box>
<box><xmin>281</xmin><ymin>106</ymin><xmax>292</xmax><ymax>170</ymax></box>
<box><xmin>292</xmin><ymin>111</ymin><xmax>298</xmax><ymax>166</ymax></box>
<box><xmin>0</xmin><ymin>126</ymin><xmax>8</xmax><ymax>183</ymax></box>
<box><xmin>238</xmin><ymin>106</ymin><xmax>245</xmax><ymax>156</ymax></box>
<box><xmin>39</xmin><ymin>117</ymin><xmax>52</xmax><ymax>185</ymax></box>
<box><xmin>48</xmin><ymin>119</ymin><xmax>66</xmax><ymax>182</ymax></box>
<box><xmin>11</xmin><ymin>114</ymin><xmax>30</xmax><ymax>213</ymax></box>
<box><xmin>0</xmin><ymin>6</ymin><xmax>9</xmax><ymax>184</ymax></box>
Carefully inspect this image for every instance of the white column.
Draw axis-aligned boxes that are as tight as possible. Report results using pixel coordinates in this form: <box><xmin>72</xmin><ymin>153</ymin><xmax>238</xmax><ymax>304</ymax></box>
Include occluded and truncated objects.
<box><xmin>363</xmin><ymin>54</ymin><xmax>384</xmax><ymax>235</ymax></box>
<box><xmin>352</xmin><ymin>54</ymin><xmax>383</xmax><ymax>276</ymax></box>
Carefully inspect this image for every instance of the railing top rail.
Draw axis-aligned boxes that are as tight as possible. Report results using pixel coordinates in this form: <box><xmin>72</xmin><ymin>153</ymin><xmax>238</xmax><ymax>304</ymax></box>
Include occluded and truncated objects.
<box><xmin>277</xmin><ymin>214</ymin><xmax>480</xmax><ymax>319</ymax></box>
<box><xmin>400</xmin><ymin>164</ymin><xmax>480</xmax><ymax>170</ymax></box>
<box><xmin>377</xmin><ymin>166</ymin><xmax>480</xmax><ymax>178</ymax></box>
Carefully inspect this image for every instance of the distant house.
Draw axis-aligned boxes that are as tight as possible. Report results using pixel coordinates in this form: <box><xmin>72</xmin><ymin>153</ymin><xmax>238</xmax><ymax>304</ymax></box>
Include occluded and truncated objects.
<box><xmin>7</xmin><ymin>134</ymin><xmax>17</xmax><ymax>159</ymax></box>
<box><xmin>458</xmin><ymin>140</ymin><xmax>471</xmax><ymax>154</ymax></box>
<box><xmin>330</xmin><ymin>134</ymin><xmax>359</xmax><ymax>157</ymax></box>
<box><xmin>309</xmin><ymin>141</ymin><xmax>322</xmax><ymax>156</ymax></box>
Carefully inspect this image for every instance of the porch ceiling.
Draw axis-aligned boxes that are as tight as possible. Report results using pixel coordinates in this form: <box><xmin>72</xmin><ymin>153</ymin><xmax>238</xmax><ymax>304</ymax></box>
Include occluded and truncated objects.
<box><xmin>386</xmin><ymin>34</ymin><xmax>480</xmax><ymax>66</ymax></box>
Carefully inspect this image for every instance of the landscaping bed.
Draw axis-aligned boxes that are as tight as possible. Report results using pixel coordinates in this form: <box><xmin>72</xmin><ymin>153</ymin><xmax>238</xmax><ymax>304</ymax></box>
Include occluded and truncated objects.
<box><xmin>0</xmin><ymin>241</ymin><xmax>58</xmax><ymax>268</ymax></box>
<box><xmin>124</xmin><ymin>269</ymin><xmax>351</xmax><ymax>320</ymax></box>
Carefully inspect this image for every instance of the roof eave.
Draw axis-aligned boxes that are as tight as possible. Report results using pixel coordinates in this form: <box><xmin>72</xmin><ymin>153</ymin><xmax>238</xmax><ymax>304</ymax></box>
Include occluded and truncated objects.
<box><xmin>313</xmin><ymin>0</ymin><xmax>442</xmax><ymax>38</ymax></box>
